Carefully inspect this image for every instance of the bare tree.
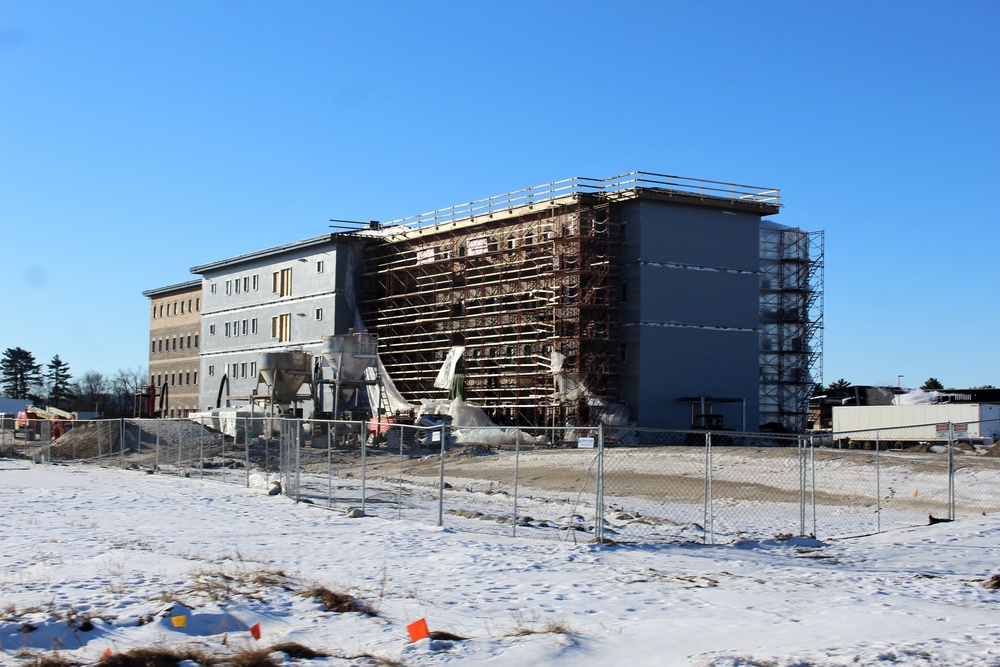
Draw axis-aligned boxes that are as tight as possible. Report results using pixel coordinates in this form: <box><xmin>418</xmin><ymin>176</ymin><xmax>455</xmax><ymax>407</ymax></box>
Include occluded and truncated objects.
<box><xmin>107</xmin><ymin>366</ymin><xmax>148</xmax><ymax>417</ymax></box>
<box><xmin>71</xmin><ymin>371</ymin><xmax>108</xmax><ymax>414</ymax></box>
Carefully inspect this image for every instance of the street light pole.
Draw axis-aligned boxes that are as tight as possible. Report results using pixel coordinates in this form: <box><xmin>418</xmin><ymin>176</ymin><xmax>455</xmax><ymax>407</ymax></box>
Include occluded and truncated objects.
<box><xmin>896</xmin><ymin>375</ymin><xmax>904</xmax><ymax>405</ymax></box>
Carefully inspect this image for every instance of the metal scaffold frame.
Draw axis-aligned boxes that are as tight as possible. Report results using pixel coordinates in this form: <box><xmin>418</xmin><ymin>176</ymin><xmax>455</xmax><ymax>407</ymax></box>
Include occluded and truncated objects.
<box><xmin>759</xmin><ymin>227</ymin><xmax>824</xmax><ymax>432</ymax></box>
<box><xmin>361</xmin><ymin>196</ymin><xmax>621</xmax><ymax>427</ymax></box>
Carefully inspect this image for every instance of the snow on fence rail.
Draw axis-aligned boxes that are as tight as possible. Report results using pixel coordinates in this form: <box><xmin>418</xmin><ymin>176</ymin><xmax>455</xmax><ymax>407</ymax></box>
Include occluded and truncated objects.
<box><xmin>4</xmin><ymin>417</ymin><xmax>1000</xmax><ymax>544</ymax></box>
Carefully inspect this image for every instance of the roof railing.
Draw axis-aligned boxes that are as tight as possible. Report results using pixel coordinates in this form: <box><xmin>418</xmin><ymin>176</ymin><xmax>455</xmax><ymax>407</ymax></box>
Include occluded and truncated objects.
<box><xmin>375</xmin><ymin>171</ymin><xmax>780</xmax><ymax>236</ymax></box>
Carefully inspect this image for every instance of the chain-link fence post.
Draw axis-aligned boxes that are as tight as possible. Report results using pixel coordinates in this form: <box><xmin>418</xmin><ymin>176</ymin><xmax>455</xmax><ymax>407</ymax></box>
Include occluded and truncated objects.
<box><xmin>97</xmin><ymin>420</ymin><xmax>103</xmax><ymax>467</ymax></box>
<box><xmin>178</xmin><ymin>418</ymin><xmax>185</xmax><ymax>478</ymax></box>
<box><xmin>512</xmin><ymin>428</ymin><xmax>521</xmax><ymax>538</ymax></box>
<box><xmin>295</xmin><ymin>419</ymin><xmax>302</xmax><ymax>503</ymax></box>
<box><xmin>948</xmin><ymin>421</ymin><xmax>956</xmax><ymax>520</ymax></box>
<box><xmin>244</xmin><ymin>416</ymin><xmax>250</xmax><ymax>488</ymax></box>
<box><xmin>437</xmin><ymin>423</ymin><xmax>446</xmax><ymax>527</ymax></box>
<box><xmin>361</xmin><ymin>419</ymin><xmax>368</xmax><ymax>515</ymax></box>
<box><xmin>810</xmin><ymin>435</ymin><xmax>817</xmax><ymax>537</ymax></box>
<box><xmin>396</xmin><ymin>423</ymin><xmax>405</xmax><ymax>520</ymax></box>
<box><xmin>199</xmin><ymin>420</ymin><xmax>205</xmax><ymax>480</ymax></box>
<box><xmin>119</xmin><ymin>418</ymin><xmax>125</xmax><ymax>469</ymax></box>
<box><xmin>704</xmin><ymin>431</ymin><xmax>713</xmax><ymax>545</ymax></box>
<box><xmin>798</xmin><ymin>435</ymin><xmax>806</xmax><ymax>536</ymax></box>
<box><xmin>876</xmin><ymin>435</ymin><xmax>881</xmax><ymax>534</ymax></box>
<box><xmin>155</xmin><ymin>419</ymin><xmax>160</xmax><ymax>472</ymax></box>
<box><xmin>326</xmin><ymin>422</ymin><xmax>333</xmax><ymax>507</ymax></box>
<box><xmin>596</xmin><ymin>423</ymin><xmax>605</xmax><ymax>543</ymax></box>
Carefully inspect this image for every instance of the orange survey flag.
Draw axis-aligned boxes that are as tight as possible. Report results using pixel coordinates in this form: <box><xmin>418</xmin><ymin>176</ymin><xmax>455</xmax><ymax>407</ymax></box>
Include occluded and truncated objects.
<box><xmin>407</xmin><ymin>618</ymin><xmax>430</xmax><ymax>642</ymax></box>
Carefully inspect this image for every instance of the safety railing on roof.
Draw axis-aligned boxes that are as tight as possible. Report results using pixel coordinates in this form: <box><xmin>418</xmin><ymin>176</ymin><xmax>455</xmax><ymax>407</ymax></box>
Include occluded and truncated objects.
<box><xmin>375</xmin><ymin>171</ymin><xmax>780</xmax><ymax>236</ymax></box>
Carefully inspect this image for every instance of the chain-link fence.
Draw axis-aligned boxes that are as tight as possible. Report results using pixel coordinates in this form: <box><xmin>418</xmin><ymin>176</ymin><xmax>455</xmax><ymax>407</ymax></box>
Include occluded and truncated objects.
<box><xmin>5</xmin><ymin>415</ymin><xmax>1000</xmax><ymax>545</ymax></box>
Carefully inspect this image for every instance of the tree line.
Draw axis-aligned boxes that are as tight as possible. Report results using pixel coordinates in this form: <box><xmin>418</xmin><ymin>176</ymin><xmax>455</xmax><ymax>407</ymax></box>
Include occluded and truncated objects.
<box><xmin>0</xmin><ymin>347</ymin><xmax>147</xmax><ymax>418</ymax></box>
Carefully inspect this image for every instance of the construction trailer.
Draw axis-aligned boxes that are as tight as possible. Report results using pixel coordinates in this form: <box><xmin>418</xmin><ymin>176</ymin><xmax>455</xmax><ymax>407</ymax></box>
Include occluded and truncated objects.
<box><xmin>832</xmin><ymin>404</ymin><xmax>1000</xmax><ymax>447</ymax></box>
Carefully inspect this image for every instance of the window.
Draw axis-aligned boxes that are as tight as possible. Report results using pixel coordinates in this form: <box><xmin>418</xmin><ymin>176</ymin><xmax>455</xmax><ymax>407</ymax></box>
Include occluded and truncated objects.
<box><xmin>158</xmin><ymin>304</ymin><xmax>163</xmax><ymax>318</ymax></box>
<box><xmin>224</xmin><ymin>322</ymin><xmax>230</xmax><ymax>337</ymax></box>
<box><xmin>241</xmin><ymin>319</ymin><xmax>248</xmax><ymax>336</ymax></box>
<box><xmin>173</xmin><ymin>302</ymin><xmax>177</xmax><ymax>315</ymax></box>
<box><xmin>210</xmin><ymin>283</ymin><xmax>217</xmax><ymax>294</ymax></box>
<box><xmin>208</xmin><ymin>365</ymin><xmax>215</xmax><ymax>376</ymax></box>
<box><xmin>193</xmin><ymin>371</ymin><xmax>198</xmax><ymax>384</ymax></box>
<box><xmin>251</xmin><ymin>318</ymin><xmax>257</xmax><ymax>335</ymax></box>
<box><xmin>180</xmin><ymin>301</ymin><xmax>184</xmax><ymax>314</ymax></box>
<box><xmin>249</xmin><ymin>362</ymin><xmax>256</xmax><ymax>378</ymax></box>
<box><xmin>152</xmin><ymin>306</ymin><xmax>156</xmax><ymax>319</ymax></box>
<box><xmin>252</xmin><ymin>274</ymin><xmax>258</xmax><ymax>291</ymax></box>
<box><xmin>467</xmin><ymin>237</ymin><xmax>488</xmax><ymax>256</ymax></box>
<box><xmin>272</xmin><ymin>268</ymin><xmax>292</xmax><ymax>296</ymax></box>
<box><xmin>271</xmin><ymin>313</ymin><xmax>291</xmax><ymax>342</ymax></box>
<box><xmin>233</xmin><ymin>320</ymin><xmax>239</xmax><ymax>337</ymax></box>
<box><xmin>240</xmin><ymin>362</ymin><xmax>247</xmax><ymax>378</ymax></box>
<box><xmin>242</xmin><ymin>276</ymin><xmax>249</xmax><ymax>292</ymax></box>
<box><xmin>209</xmin><ymin>324</ymin><xmax>216</xmax><ymax>335</ymax></box>
<box><xmin>196</xmin><ymin>298</ymin><xmax>200</xmax><ymax>310</ymax></box>
<box><xmin>316</xmin><ymin>260</ymin><xmax>324</xmax><ymax>273</ymax></box>
<box><xmin>315</xmin><ymin>308</ymin><xmax>322</xmax><ymax>321</ymax></box>
<box><xmin>187</xmin><ymin>335</ymin><xmax>192</xmax><ymax>348</ymax></box>
<box><xmin>194</xmin><ymin>334</ymin><xmax>199</xmax><ymax>348</ymax></box>
<box><xmin>234</xmin><ymin>279</ymin><xmax>241</xmax><ymax>294</ymax></box>
<box><xmin>185</xmin><ymin>372</ymin><xmax>191</xmax><ymax>385</ymax></box>
<box><xmin>172</xmin><ymin>338</ymin><xmax>177</xmax><ymax>351</ymax></box>
<box><xmin>171</xmin><ymin>373</ymin><xmax>175</xmax><ymax>386</ymax></box>
<box><xmin>188</xmin><ymin>299</ymin><xmax>192</xmax><ymax>312</ymax></box>
<box><xmin>178</xmin><ymin>337</ymin><xmax>183</xmax><ymax>350</ymax></box>
<box><xmin>151</xmin><ymin>340</ymin><xmax>155</xmax><ymax>353</ymax></box>
<box><xmin>158</xmin><ymin>340</ymin><xmax>163</xmax><ymax>352</ymax></box>
<box><xmin>231</xmin><ymin>363</ymin><xmax>238</xmax><ymax>378</ymax></box>
<box><xmin>226</xmin><ymin>280</ymin><xmax>232</xmax><ymax>295</ymax></box>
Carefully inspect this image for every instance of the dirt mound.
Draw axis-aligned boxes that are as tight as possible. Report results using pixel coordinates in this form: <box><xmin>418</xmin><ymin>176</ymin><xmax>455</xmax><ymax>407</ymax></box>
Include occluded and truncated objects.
<box><xmin>49</xmin><ymin>420</ymin><xmax>225</xmax><ymax>462</ymax></box>
<box><xmin>983</xmin><ymin>443</ymin><xmax>1000</xmax><ymax>457</ymax></box>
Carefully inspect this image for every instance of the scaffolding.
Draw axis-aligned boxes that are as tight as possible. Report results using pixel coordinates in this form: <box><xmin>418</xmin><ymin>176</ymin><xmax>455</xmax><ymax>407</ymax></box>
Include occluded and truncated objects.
<box><xmin>361</xmin><ymin>196</ymin><xmax>621</xmax><ymax>427</ymax></box>
<box><xmin>759</xmin><ymin>224</ymin><xmax>824</xmax><ymax>432</ymax></box>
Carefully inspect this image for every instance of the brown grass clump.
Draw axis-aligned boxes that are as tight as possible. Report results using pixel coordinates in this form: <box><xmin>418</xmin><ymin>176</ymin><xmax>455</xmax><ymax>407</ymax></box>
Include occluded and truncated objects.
<box><xmin>98</xmin><ymin>648</ymin><xmax>186</xmax><ymax>667</ymax></box>
<box><xmin>266</xmin><ymin>642</ymin><xmax>329</xmax><ymax>659</ymax></box>
<box><xmin>217</xmin><ymin>648</ymin><xmax>277</xmax><ymax>667</ymax></box>
<box><xmin>299</xmin><ymin>586</ymin><xmax>377</xmax><ymax>616</ymax></box>
<box><xmin>17</xmin><ymin>655</ymin><xmax>85</xmax><ymax>667</ymax></box>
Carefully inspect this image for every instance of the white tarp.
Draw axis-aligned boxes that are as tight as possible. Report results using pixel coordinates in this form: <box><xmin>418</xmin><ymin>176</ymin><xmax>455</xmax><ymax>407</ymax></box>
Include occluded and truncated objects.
<box><xmin>434</xmin><ymin>346</ymin><xmax>466</xmax><ymax>390</ymax></box>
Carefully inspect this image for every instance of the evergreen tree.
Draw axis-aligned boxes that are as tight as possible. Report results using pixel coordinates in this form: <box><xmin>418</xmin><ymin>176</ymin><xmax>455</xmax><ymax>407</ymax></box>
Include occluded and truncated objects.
<box><xmin>921</xmin><ymin>377</ymin><xmax>944</xmax><ymax>390</ymax></box>
<box><xmin>827</xmin><ymin>378</ymin><xmax>852</xmax><ymax>391</ymax></box>
<box><xmin>45</xmin><ymin>355</ymin><xmax>74</xmax><ymax>408</ymax></box>
<box><xmin>0</xmin><ymin>347</ymin><xmax>43</xmax><ymax>399</ymax></box>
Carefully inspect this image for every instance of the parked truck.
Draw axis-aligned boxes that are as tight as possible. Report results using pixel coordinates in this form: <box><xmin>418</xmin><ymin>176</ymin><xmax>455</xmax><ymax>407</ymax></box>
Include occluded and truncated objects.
<box><xmin>832</xmin><ymin>403</ymin><xmax>1000</xmax><ymax>449</ymax></box>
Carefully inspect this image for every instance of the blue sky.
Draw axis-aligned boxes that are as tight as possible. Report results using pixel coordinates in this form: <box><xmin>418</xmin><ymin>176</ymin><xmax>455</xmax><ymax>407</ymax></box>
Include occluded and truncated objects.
<box><xmin>1</xmin><ymin>0</ymin><xmax>997</xmax><ymax>391</ymax></box>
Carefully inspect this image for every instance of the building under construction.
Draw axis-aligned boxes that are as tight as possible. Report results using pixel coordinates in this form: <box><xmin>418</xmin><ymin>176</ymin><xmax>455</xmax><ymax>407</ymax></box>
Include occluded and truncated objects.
<box><xmin>148</xmin><ymin>170</ymin><xmax>823</xmax><ymax>432</ymax></box>
<box><xmin>359</xmin><ymin>172</ymin><xmax>824</xmax><ymax>431</ymax></box>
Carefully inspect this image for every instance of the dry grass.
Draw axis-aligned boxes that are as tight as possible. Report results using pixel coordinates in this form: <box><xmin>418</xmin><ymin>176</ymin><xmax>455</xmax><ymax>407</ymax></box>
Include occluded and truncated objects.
<box><xmin>506</xmin><ymin>609</ymin><xmax>575</xmax><ymax>637</ymax></box>
<box><xmin>16</xmin><ymin>655</ymin><xmax>85</xmax><ymax>667</ymax></box>
<box><xmin>299</xmin><ymin>585</ymin><xmax>378</xmax><ymax>616</ymax></box>
<box><xmin>266</xmin><ymin>642</ymin><xmax>328</xmax><ymax>659</ymax></box>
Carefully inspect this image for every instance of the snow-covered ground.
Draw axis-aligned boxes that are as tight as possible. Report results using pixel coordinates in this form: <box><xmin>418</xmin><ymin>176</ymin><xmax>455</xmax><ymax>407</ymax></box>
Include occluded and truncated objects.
<box><xmin>1</xmin><ymin>461</ymin><xmax>999</xmax><ymax>666</ymax></box>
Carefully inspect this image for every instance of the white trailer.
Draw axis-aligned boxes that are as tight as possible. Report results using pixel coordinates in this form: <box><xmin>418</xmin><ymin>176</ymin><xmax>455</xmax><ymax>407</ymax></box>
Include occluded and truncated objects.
<box><xmin>832</xmin><ymin>404</ymin><xmax>1000</xmax><ymax>447</ymax></box>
